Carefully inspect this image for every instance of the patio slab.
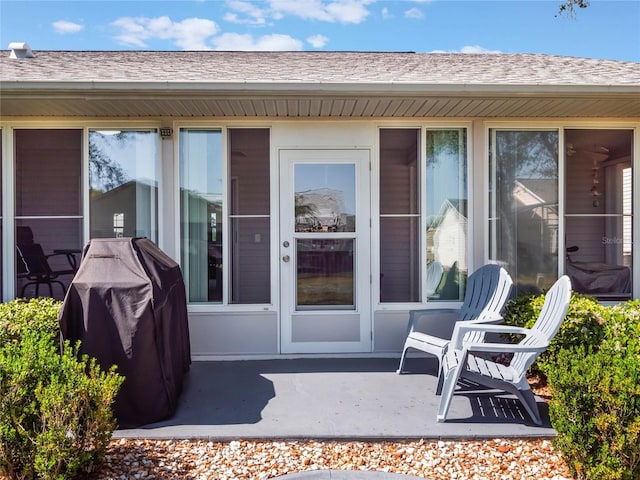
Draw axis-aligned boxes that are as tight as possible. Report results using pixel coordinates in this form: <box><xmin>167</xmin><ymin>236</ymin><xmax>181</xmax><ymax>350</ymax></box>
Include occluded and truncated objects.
<box><xmin>114</xmin><ymin>358</ymin><xmax>556</xmax><ymax>440</ymax></box>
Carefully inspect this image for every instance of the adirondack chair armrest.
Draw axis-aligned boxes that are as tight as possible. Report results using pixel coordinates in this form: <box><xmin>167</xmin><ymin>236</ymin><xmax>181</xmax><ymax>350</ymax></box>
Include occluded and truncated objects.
<box><xmin>465</xmin><ymin>341</ymin><xmax>549</xmax><ymax>354</ymax></box>
<box><xmin>450</xmin><ymin>323</ymin><xmax>532</xmax><ymax>350</ymax></box>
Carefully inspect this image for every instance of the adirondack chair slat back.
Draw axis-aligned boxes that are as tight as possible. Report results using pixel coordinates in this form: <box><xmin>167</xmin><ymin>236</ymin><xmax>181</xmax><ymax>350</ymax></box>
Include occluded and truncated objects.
<box><xmin>458</xmin><ymin>264</ymin><xmax>513</xmax><ymax>344</ymax></box>
<box><xmin>458</xmin><ymin>265</ymin><xmax>512</xmax><ymax>320</ymax></box>
<box><xmin>510</xmin><ymin>275</ymin><xmax>572</xmax><ymax>375</ymax></box>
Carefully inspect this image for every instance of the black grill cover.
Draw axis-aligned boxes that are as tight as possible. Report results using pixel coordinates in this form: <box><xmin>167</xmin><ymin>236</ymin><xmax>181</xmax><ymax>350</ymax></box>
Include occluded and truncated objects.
<box><xmin>59</xmin><ymin>238</ymin><xmax>191</xmax><ymax>428</ymax></box>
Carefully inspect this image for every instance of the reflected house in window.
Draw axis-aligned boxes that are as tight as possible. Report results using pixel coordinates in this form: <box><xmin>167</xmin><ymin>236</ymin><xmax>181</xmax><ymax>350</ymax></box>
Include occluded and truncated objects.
<box><xmin>90</xmin><ymin>178</ymin><xmax>157</xmax><ymax>239</ymax></box>
<box><xmin>429</xmin><ymin>199</ymin><xmax>468</xmax><ymax>273</ymax></box>
<box><xmin>113</xmin><ymin>213</ymin><xmax>124</xmax><ymax>238</ymax></box>
<box><xmin>512</xmin><ymin>179</ymin><xmax>559</xmax><ymax>290</ymax></box>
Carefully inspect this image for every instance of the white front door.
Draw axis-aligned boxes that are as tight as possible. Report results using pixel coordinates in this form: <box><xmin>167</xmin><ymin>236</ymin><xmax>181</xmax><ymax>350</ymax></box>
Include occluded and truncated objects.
<box><xmin>279</xmin><ymin>149</ymin><xmax>371</xmax><ymax>354</ymax></box>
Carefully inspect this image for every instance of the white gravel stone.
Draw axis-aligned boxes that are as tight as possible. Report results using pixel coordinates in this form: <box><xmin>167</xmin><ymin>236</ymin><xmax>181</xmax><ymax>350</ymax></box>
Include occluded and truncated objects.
<box><xmin>94</xmin><ymin>438</ymin><xmax>573</xmax><ymax>479</ymax></box>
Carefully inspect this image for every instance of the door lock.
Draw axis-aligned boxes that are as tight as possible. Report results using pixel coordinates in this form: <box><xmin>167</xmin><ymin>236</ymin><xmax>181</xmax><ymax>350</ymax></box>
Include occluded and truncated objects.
<box><xmin>283</xmin><ymin>241</ymin><xmax>290</xmax><ymax>248</ymax></box>
<box><xmin>282</xmin><ymin>255</ymin><xmax>290</xmax><ymax>262</ymax></box>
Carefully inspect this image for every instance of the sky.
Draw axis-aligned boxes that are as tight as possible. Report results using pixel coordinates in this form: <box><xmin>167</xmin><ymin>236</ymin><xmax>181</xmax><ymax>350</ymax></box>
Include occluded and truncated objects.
<box><xmin>1</xmin><ymin>0</ymin><xmax>638</xmax><ymax>62</ymax></box>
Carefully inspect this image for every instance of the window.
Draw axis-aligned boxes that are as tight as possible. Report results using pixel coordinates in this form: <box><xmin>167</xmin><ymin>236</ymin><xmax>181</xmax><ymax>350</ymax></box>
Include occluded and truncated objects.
<box><xmin>15</xmin><ymin>129</ymin><xmax>83</xmax><ymax>300</ymax></box>
<box><xmin>564</xmin><ymin>129</ymin><xmax>633</xmax><ymax>299</ymax></box>
<box><xmin>229</xmin><ymin>128</ymin><xmax>271</xmax><ymax>304</ymax></box>
<box><xmin>379</xmin><ymin>129</ymin><xmax>420</xmax><ymax>302</ymax></box>
<box><xmin>489</xmin><ymin>129</ymin><xmax>559</xmax><ymax>296</ymax></box>
<box><xmin>113</xmin><ymin>213</ymin><xmax>124</xmax><ymax>237</ymax></box>
<box><xmin>180</xmin><ymin>128</ymin><xmax>271</xmax><ymax>304</ymax></box>
<box><xmin>180</xmin><ymin>129</ymin><xmax>223</xmax><ymax>303</ymax></box>
<box><xmin>379</xmin><ymin>128</ymin><xmax>468</xmax><ymax>303</ymax></box>
<box><xmin>89</xmin><ymin>130</ymin><xmax>158</xmax><ymax>241</ymax></box>
<box><xmin>426</xmin><ymin>129</ymin><xmax>468</xmax><ymax>301</ymax></box>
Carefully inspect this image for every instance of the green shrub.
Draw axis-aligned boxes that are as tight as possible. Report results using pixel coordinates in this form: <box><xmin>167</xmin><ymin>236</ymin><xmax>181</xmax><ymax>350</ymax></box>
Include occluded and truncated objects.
<box><xmin>0</xmin><ymin>298</ymin><xmax>123</xmax><ymax>480</ymax></box>
<box><xmin>502</xmin><ymin>291</ymin><xmax>607</xmax><ymax>375</ymax></box>
<box><xmin>548</xmin><ymin>300</ymin><xmax>640</xmax><ymax>480</ymax></box>
<box><xmin>0</xmin><ymin>297</ymin><xmax>61</xmax><ymax>346</ymax></box>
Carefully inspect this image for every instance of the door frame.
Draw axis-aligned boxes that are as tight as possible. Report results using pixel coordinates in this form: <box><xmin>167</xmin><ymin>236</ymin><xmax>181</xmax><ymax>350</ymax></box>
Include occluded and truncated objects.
<box><xmin>279</xmin><ymin>148</ymin><xmax>372</xmax><ymax>354</ymax></box>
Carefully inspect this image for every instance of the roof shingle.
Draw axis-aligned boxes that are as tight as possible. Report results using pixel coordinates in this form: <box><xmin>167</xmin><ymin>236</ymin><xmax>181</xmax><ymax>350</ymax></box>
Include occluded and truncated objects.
<box><xmin>2</xmin><ymin>51</ymin><xmax>639</xmax><ymax>86</ymax></box>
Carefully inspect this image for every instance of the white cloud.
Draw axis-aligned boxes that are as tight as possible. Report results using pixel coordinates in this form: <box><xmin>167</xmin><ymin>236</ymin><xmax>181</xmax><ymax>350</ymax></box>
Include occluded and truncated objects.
<box><xmin>224</xmin><ymin>0</ymin><xmax>268</xmax><ymax>24</ymax></box>
<box><xmin>307</xmin><ymin>34</ymin><xmax>328</xmax><ymax>48</ymax></box>
<box><xmin>460</xmin><ymin>45</ymin><xmax>502</xmax><ymax>54</ymax></box>
<box><xmin>52</xmin><ymin>20</ymin><xmax>84</xmax><ymax>34</ymax></box>
<box><xmin>381</xmin><ymin>7</ymin><xmax>392</xmax><ymax>19</ymax></box>
<box><xmin>212</xmin><ymin>32</ymin><xmax>303</xmax><ymax>50</ymax></box>
<box><xmin>268</xmin><ymin>0</ymin><xmax>373</xmax><ymax>24</ymax></box>
<box><xmin>404</xmin><ymin>7</ymin><xmax>423</xmax><ymax>19</ymax></box>
<box><xmin>111</xmin><ymin>16</ymin><xmax>218</xmax><ymax>50</ymax></box>
<box><xmin>430</xmin><ymin>45</ymin><xmax>503</xmax><ymax>54</ymax></box>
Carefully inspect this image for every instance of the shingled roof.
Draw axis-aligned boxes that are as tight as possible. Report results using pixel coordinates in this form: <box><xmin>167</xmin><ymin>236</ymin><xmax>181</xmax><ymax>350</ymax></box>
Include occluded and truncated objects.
<box><xmin>2</xmin><ymin>51</ymin><xmax>639</xmax><ymax>85</ymax></box>
<box><xmin>1</xmin><ymin>51</ymin><xmax>639</xmax><ymax>118</ymax></box>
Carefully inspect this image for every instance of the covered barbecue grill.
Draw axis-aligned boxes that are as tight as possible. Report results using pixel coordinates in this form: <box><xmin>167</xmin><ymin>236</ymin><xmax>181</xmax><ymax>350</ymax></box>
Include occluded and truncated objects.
<box><xmin>59</xmin><ymin>237</ymin><xmax>191</xmax><ymax>428</ymax></box>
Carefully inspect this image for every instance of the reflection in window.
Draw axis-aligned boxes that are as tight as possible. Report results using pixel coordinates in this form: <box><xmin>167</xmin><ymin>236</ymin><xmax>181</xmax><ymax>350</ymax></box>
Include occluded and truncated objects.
<box><xmin>113</xmin><ymin>213</ymin><xmax>124</xmax><ymax>237</ymax></box>
<box><xmin>564</xmin><ymin>129</ymin><xmax>633</xmax><ymax>299</ymax></box>
<box><xmin>295</xmin><ymin>164</ymin><xmax>355</xmax><ymax>233</ymax></box>
<box><xmin>489</xmin><ymin>129</ymin><xmax>559</xmax><ymax>296</ymax></box>
<box><xmin>15</xmin><ymin>129</ymin><xmax>83</xmax><ymax>300</ymax></box>
<box><xmin>89</xmin><ymin>130</ymin><xmax>158</xmax><ymax>241</ymax></box>
<box><xmin>179</xmin><ymin>129</ymin><xmax>223</xmax><ymax>303</ymax></box>
<box><xmin>426</xmin><ymin>129</ymin><xmax>468</xmax><ymax>301</ymax></box>
<box><xmin>379</xmin><ymin>128</ymin><xmax>468</xmax><ymax>303</ymax></box>
<box><xmin>297</xmin><ymin>239</ymin><xmax>354</xmax><ymax>308</ymax></box>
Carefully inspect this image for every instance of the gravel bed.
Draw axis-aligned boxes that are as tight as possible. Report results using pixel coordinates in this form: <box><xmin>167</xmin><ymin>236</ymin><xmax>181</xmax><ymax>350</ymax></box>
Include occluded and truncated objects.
<box><xmin>94</xmin><ymin>438</ymin><xmax>573</xmax><ymax>479</ymax></box>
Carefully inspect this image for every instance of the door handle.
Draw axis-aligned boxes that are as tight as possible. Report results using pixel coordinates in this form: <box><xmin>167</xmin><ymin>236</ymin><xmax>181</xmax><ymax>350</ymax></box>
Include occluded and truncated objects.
<box><xmin>282</xmin><ymin>255</ymin><xmax>290</xmax><ymax>263</ymax></box>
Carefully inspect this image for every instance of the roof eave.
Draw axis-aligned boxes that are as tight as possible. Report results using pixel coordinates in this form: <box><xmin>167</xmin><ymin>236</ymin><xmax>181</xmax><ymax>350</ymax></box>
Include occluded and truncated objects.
<box><xmin>2</xmin><ymin>80</ymin><xmax>638</xmax><ymax>95</ymax></box>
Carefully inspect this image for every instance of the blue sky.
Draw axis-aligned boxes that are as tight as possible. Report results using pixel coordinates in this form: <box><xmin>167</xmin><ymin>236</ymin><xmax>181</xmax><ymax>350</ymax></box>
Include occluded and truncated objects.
<box><xmin>1</xmin><ymin>1</ymin><xmax>638</xmax><ymax>61</ymax></box>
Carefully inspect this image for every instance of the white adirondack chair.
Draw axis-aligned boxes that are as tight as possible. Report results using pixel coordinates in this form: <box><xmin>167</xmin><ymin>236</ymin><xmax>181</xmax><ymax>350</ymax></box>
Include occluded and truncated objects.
<box><xmin>436</xmin><ymin>275</ymin><xmax>572</xmax><ymax>426</ymax></box>
<box><xmin>397</xmin><ymin>264</ymin><xmax>513</xmax><ymax>377</ymax></box>
<box><xmin>425</xmin><ymin>260</ymin><xmax>444</xmax><ymax>298</ymax></box>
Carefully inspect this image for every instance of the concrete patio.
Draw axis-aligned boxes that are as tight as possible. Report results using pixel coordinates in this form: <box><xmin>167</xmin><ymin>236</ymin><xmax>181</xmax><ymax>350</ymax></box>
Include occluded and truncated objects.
<box><xmin>114</xmin><ymin>357</ymin><xmax>555</xmax><ymax>441</ymax></box>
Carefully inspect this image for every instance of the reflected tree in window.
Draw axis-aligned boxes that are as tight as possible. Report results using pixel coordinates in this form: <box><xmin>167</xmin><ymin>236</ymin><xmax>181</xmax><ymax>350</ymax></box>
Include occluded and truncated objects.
<box><xmin>490</xmin><ymin>130</ymin><xmax>559</xmax><ymax>295</ymax></box>
<box><xmin>89</xmin><ymin>130</ymin><xmax>158</xmax><ymax>241</ymax></box>
<box><xmin>89</xmin><ymin>133</ymin><xmax>128</xmax><ymax>192</ymax></box>
<box><xmin>295</xmin><ymin>193</ymin><xmax>319</xmax><ymax>231</ymax></box>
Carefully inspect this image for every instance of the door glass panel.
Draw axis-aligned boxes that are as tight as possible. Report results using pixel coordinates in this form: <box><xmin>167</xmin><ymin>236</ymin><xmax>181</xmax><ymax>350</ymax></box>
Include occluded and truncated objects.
<box><xmin>89</xmin><ymin>130</ymin><xmax>158</xmax><ymax>241</ymax></box>
<box><xmin>295</xmin><ymin>164</ymin><xmax>355</xmax><ymax>233</ymax></box>
<box><xmin>296</xmin><ymin>239</ymin><xmax>354</xmax><ymax>308</ymax></box>
<box><xmin>489</xmin><ymin>129</ymin><xmax>559</xmax><ymax>296</ymax></box>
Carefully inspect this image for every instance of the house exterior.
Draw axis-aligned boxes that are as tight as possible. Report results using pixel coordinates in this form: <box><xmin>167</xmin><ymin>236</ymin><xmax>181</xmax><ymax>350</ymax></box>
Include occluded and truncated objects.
<box><xmin>1</xmin><ymin>45</ymin><xmax>639</xmax><ymax>358</ymax></box>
